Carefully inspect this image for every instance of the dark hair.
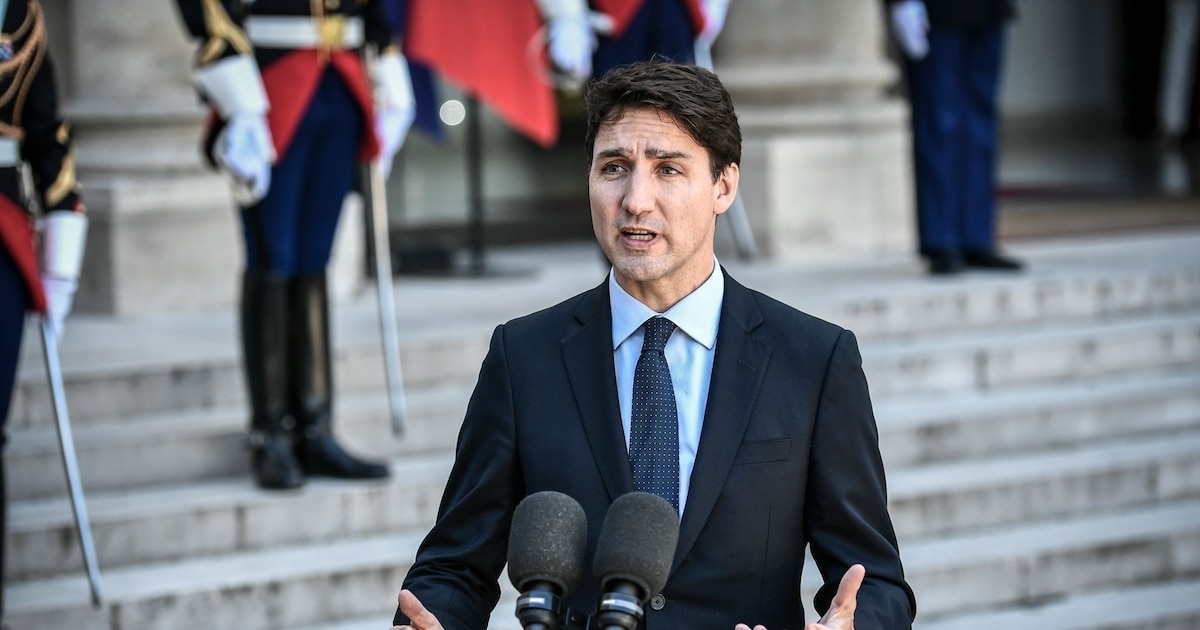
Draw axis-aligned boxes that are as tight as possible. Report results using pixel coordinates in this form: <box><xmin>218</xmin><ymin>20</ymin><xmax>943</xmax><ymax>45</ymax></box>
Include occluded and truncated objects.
<box><xmin>583</xmin><ymin>60</ymin><xmax>741</xmax><ymax>182</ymax></box>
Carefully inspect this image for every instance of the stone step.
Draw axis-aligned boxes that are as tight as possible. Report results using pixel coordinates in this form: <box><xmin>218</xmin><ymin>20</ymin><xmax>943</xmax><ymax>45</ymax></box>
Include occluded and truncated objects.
<box><xmin>861</xmin><ymin>310</ymin><xmax>1200</xmax><ymax>397</ymax></box>
<box><xmin>11</xmin><ymin>236</ymin><xmax>1200</xmax><ymax>428</ymax></box>
<box><xmin>887</xmin><ymin>428</ymin><xmax>1200</xmax><ymax>538</ymax></box>
<box><xmin>876</xmin><ymin>367</ymin><xmax>1200</xmax><ymax>466</ymax></box>
<box><xmin>8</xmin><ymin>361</ymin><xmax>1197</xmax><ymax>503</ymax></box>
<box><xmin>6</xmin><ymin>531</ymin><xmax>425</xmax><ymax>630</ymax></box>
<box><xmin>11</xmin><ymin>498</ymin><xmax>1200</xmax><ymax>630</ymax></box>
<box><xmin>912</xmin><ymin>577</ymin><xmax>1200</xmax><ymax>630</ymax></box>
<box><xmin>477</xmin><ymin>580</ymin><xmax>1200</xmax><ymax>630</ymax></box>
<box><xmin>5</xmin><ymin>381</ymin><xmax>473</xmax><ymax>501</ymax></box>
<box><xmin>6</xmin><ymin>454</ymin><xmax>452</xmax><ymax>581</ymax></box>
<box><xmin>11</xmin><ymin>420</ymin><xmax>1199</xmax><ymax>580</ymax></box>
<box><xmin>8</xmin><ymin>314</ymin><xmax>495</xmax><ymax>429</ymax></box>
<box><xmin>795</xmin><ymin>262</ymin><xmax>1200</xmax><ymax>341</ymax></box>
<box><xmin>11</xmin><ymin>297</ymin><xmax>1199</xmax><ymax>439</ymax></box>
<box><xmin>804</xmin><ymin>499</ymin><xmax>1200</xmax><ymax>619</ymax></box>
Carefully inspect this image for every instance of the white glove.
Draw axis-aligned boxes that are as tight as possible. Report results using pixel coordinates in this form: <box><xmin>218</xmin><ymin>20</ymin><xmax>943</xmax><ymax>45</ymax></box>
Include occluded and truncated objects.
<box><xmin>536</xmin><ymin>0</ymin><xmax>595</xmax><ymax>82</ymax></box>
<box><xmin>41</xmin><ymin>276</ymin><xmax>77</xmax><ymax>342</ymax></box>
<box><xmin>192</xmin><ymin>55</ymin><xmax>276</xmax><ymax>205</ymax></box>
<box><xmin>39</xmin><ymin>211</ymin><xmax>88</xmax><ymax>343</ymax></box>
<box><xmin>373</xmin><ymin>51</ymin><xmax>417</xmax><ymax>178</ymax></box>
<box><xmin>697</xmin><ymin>0</ymin><xmax>731</xmax><ymax>48</ymax></box>
<box><xmin>547</xmin><ymin>14</ymin><xmax>594</xmax><ymax>81</ymax></box>
<box><xmin>215</xmin><ymin>112</ymin><xmax>275</xmax><ymax>205</ymax></box>
<box><xmin>890</xmin><ymin>0</ymin><xmax>930</xmax><ymax>60</ymax></box>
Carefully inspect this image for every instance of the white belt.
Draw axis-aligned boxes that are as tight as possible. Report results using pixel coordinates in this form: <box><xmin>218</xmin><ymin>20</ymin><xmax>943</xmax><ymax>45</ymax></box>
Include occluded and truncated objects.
<box><xmin>0</xmin><ymin>137</ymin><xmax>19</xmax><ymax>167</ymax></box>
<box><xmin>244</xmin><ymin>15</ymin><xmax>364</xmax><ymax>49</ymax></box>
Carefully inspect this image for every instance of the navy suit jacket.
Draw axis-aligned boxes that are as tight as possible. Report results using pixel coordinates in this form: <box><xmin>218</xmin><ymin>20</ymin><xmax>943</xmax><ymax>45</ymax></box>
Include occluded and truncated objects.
<box><xmin>397</xmin><ymin>270</ymin><xmax>916</xmax><ymax>629</ymax></box>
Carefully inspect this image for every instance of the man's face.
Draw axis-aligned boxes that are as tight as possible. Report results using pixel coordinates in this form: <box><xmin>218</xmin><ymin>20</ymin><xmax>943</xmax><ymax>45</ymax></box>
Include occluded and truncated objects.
<box><xmin>589</xmin><ymin>107</ymin><xmax>738</xmax><ymax>310</ymax></box>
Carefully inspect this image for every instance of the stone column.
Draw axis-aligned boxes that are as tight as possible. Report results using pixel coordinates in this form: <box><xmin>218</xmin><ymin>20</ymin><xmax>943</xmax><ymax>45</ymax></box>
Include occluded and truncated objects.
<box><xmin>44</xmin><ymin>0</ymin><xmax>362</xmax><ymax>315</ymax></box>
<box><xmin>714</xmin><ymin>0</ymin><xmax>915</xmax><ymax>262</ymax></box>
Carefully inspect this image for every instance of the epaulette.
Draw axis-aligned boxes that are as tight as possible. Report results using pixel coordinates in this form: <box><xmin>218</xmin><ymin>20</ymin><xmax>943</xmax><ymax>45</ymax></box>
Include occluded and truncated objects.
<box><xmin>198</xmin><ymin>0</ymin><xmax>253</xmax><ymax>65</ymax></box>
<box><xmin>0</xmin><ymin>0</ymin><xmax>47</xmax><ymax>138</ymax></box>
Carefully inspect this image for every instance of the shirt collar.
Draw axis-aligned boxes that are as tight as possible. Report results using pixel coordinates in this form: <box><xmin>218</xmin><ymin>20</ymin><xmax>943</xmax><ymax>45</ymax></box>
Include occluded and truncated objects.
<box><xmin>610</xmin><ymin>257</ymin><xmax>724</xmax><ymax>350</ymax></box>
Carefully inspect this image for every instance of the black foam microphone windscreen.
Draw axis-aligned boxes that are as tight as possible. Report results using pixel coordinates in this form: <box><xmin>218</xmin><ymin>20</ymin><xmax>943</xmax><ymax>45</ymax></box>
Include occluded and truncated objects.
<box><xmin>593</xmin><ymin>492</ymin><xmax>680</xmax><ymax>600</ymax></box>
<box><xmin>507</xmin><ymin>490</ymin><xmax>589</xmax><ymax>595</ymax></box>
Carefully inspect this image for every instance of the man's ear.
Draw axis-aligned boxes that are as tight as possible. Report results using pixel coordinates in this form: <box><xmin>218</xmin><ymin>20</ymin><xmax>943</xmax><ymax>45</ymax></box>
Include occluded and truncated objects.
<box><xmin>714</xmin><ymin>162</ymin><xmax>739</xmax><ymax>216</ymax></box>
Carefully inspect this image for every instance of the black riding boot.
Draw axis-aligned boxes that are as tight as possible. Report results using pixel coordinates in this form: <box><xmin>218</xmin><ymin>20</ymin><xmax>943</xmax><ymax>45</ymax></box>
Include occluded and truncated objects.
<box><xmin>242</xmin><ymin>271</ymin><xmax>305</xmax><ymax>490</ymax></box>
<box><xmin>288</xmin><ymin>272</ymin><xmax>390</xmax><ymax>480</ymax></box>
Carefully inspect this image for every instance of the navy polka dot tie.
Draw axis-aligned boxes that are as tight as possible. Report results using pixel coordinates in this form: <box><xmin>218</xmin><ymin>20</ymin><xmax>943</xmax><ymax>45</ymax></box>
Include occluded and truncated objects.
<box><xmin>630</xmin><ymin>317</ymin><xmax>680</xmax><ymax>513</ymax></box>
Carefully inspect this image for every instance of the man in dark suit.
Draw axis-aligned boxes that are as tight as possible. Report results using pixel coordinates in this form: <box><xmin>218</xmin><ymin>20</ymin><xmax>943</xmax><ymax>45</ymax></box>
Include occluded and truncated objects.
<box><xmin>392</xmin><ymin>61</ymin><xmax>915</xmax><ymax>630</ymax></box>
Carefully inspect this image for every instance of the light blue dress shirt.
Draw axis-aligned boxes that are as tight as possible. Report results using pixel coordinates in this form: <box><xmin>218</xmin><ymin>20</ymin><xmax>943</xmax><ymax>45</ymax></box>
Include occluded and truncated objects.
<box><xmin>609</xmin><ymin>259</ymin><xmax>724</xmax><ymax>517</ymax></box>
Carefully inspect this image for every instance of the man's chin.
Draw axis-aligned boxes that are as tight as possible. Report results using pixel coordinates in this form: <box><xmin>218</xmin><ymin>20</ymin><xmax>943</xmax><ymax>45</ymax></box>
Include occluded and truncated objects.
<box><xmin>611</xmin><ymin>257</ymin><xmax>666</xmax><ymax>283</ymax></box>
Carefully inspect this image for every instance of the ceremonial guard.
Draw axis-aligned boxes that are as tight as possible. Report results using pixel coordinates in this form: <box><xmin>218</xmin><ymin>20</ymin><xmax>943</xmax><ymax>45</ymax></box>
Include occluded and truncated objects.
<box><xmin>537</xmin><ymin>0</ymin><xmax>731</xmax><ymax>83</ymax></box>
<box><xmin>174</xmin><ymin>0</ymin><xmax>415</xmax><ymax>490</ymax></box>
<box><xmin>0</xmin><ymin>0</ymin><xmax>86</xmax><ymax>620</ymax></box>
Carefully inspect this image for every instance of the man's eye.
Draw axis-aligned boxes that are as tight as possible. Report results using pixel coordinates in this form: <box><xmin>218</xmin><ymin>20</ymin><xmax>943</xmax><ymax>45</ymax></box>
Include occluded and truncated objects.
<box><xmin>601</xmin><ymin>163</ymin><xmax>625</xmax><ymax>174</ymax></box>
<box><xmin>660</xmin><ymin>165</ymin><xmax>680</xmax><ymax>175</ymax></box>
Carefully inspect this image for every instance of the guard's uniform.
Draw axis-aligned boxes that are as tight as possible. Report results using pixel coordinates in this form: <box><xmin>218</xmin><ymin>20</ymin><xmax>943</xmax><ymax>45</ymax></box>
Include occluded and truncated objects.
<box><xmin>0</xmin><ymin>0</ymin><xmax>82</xmax><ymax>432</ymax></box>
<box><xmin>175</xmin><ymin>0</ymin><xmax>394</xmax><ymax>490</ymax></box>
<box><xmin>175</xmin><ymin>0</ymin><xmax>390</xmax><ymax>273</ymax></box>
<box><xmin>0</xmin><ymin>0</ymin><xmax>83</xmax><ymax>621</ymax></box>
<box><xmin>891</xmin><ymin>0</ymin><xmax>1018</xmax><ymax>263</ymax></box>
<box><xmin>592</xmin><ymin>0</ymin><xmax>706</xmax><ymax>75</ymax></box>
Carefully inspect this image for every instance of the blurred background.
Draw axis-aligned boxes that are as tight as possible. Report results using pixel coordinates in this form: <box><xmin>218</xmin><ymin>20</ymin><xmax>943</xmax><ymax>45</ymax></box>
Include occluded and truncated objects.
<box><xmin>6</xmin><ymin>1</ymin><xmax>1199</xmax><ymax>629</ymax></box>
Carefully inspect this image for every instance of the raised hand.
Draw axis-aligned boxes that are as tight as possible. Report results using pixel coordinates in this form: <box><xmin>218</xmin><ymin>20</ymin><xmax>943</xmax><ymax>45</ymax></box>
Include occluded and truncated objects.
<box><xmin>734</xmin><ymin>564</ymin><xmax>865</xmax><ymax>630</ymax></box>
<box><xmin>390</xmin><ymin>589</ymin><xmax>444</xmax><ymax>630</ymax></box>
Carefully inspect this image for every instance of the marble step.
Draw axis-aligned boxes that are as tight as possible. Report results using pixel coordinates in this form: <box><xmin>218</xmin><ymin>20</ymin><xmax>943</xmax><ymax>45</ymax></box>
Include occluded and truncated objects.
<box><xmin>11</xmin><ymin>238</ymin><xmax>1200</xmax><ymax>428</ymax></box>
<box><xmin>10</xmin><ymin>299</ymin><xmax>1199</xmax><ymax>439</ymax></box>
<box><xmin>7</xmin><ymin>454</ymin><xmax>452</xmax><ymax>582</ymax></box>
<box><xmin>10</xmin><ymin>498</ymin><xmax>1200</xmax><ymax>630</ymax></box>
<box><xmin>886</xmin><ymin>428</ymin><xmax>1200</xmax><ymax>539</ymax></box>
<box><xmin>5</xmin><ymin>381</ymin><xmax>473</xmax><ymax>501</ymax></box>
<box><xmin>890</xmin><ymin>499</ymin><xmax>1200</xmax><ymax>618</ymax></box>
<box><xmin>8</xmin><ymin>337</ymin><xmax>1199</xmax><ymax>502</ymax></box>
<box><xmin>876</xmin><ymin>367</ymin><xmax>1200</xmax><ymax>466</ymax></box>
<box><xmin>912</xmin><ymin>577</ymin><xmax>1200</xmax><ymax>630</ymax></box>
<box><xmin>11</xmin><ymin>422</ymin><xmax>1200</xmax><ymax>580</ymax></box>
<box><xmin>860</xmin><ymin>310</ymin><xmax>1200</xmax><ymax>398</ymax></box>
<box><xmin>306</xmin><ymin>577</ymin><xmax>1200</xmax><ymax>630</ymax></box>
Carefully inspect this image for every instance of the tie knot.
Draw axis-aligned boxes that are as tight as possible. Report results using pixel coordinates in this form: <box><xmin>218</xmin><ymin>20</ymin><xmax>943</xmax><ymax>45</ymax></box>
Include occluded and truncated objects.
<box><xmin>642</xmin><ymin>317</ymin><xmax>677</xmax><ymax>354</ymax></box>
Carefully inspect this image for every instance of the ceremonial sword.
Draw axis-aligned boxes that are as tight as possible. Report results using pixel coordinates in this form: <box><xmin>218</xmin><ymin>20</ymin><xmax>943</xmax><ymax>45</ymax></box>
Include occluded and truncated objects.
<box><xmin>366</xmin><ymin>154</ymin><xmax>408</xmax><ymax>435</ymax></box>
<box><xmin>39</xmin><ymin>317</ymin><xmax>104</xmax><ymax>606</ymax></box>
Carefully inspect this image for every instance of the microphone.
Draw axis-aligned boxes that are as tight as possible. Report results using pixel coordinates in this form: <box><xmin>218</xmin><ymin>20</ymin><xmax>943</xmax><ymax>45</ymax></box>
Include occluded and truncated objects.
<box><xmin>508</xmin><ymin>491</ymin><xmax>589</xmax><ymax>630</ymax></box>
<box><xmin>592</xmin><ymin>492</ymin><xmax>680</xmax><ymax>630</ymax></box>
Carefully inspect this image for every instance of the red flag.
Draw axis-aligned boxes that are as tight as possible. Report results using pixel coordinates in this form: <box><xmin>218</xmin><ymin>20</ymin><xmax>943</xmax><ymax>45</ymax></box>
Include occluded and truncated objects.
<box><xmin>407</xmin><ymin>0</ymin><xmax>558</xmax><ymax>147</ymax></box>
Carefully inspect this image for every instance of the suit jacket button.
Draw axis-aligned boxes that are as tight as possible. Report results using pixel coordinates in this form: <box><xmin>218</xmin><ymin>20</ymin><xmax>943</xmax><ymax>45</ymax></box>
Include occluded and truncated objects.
<box><xmin>649</xmin><ymin>594</ymin><xmax>666</xmax><ymax>610</ymax></box>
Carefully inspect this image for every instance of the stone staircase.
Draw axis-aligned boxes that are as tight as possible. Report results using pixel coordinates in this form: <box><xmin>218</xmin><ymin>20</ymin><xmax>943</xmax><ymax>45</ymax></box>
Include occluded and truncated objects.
<box><xmin>6</xmin><ymin>231</ymin><xmax>1200</xmax><ymax>629</ymax></box>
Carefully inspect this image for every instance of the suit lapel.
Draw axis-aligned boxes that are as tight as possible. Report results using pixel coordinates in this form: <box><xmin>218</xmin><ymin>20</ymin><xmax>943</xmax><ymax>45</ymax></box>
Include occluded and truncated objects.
<box><xmin>673</xmin><ymin>272</ymin><xmax>770</xmax><ymax>571</ymax></box>
<box><xmin>562</xmin><ymin>281</ymin><xmax>635</xmax><ymax>503</ymax></box>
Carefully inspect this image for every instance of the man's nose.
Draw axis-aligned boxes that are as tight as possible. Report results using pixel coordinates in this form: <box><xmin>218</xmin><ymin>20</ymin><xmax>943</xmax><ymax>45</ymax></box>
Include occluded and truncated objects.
<box><xmin>623</xmin><ymin>168</ymin><xmax>656</xmax><ymax>215</ymax></box>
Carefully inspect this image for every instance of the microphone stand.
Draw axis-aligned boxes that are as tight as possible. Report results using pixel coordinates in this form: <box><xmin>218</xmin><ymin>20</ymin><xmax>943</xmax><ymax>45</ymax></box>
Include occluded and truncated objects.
<box><xmin>593</xmin><ymin>582</ymin><xmax>644</xmax><ymax>630</ymax></box>
<box><xmin>515</xmin><ymin>582</ymin><xmax>564</xmax><ymax>630</ymax></box>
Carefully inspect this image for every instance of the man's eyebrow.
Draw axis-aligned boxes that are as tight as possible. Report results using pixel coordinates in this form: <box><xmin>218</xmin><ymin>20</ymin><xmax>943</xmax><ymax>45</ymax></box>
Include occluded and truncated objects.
<box><xmin>644</xmin><ymin>148</ymin><xmax>689</xmax><ymax>160</ymax></box>
<box><xmin>595</xmin><ymin>147</ymin><xmax>691</xmax><ymax>160</ymax></box>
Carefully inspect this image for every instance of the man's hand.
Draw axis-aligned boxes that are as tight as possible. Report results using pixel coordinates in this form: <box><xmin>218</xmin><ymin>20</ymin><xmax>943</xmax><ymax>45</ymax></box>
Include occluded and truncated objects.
<box><xmin>390</xmin><ymin>589</ymin><xmax>443</xmax><ymax>630</ymax></box>
<box><xmin>807</xmin><ymin>564</ymin><xmax>864</xmax><ymax>630</ymax></box>
<box><xmin>734</xmin><ymin>564</ymin><xmax>864</xmax><ymax>630</ymax></box>
<box><xmin>889</xmin><ymin>0</ymin><xmax>929</xmax><ymax>60</ymax></box>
